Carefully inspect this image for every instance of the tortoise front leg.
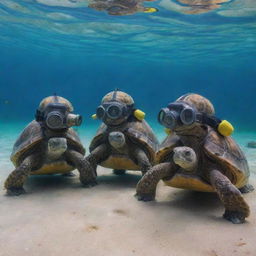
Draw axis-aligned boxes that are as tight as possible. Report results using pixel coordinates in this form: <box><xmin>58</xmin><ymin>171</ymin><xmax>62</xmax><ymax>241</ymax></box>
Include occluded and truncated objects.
<box><xmin>209</xmin><ymin>169</ymin><xmax>250</xmax><ymax>224</ymax></box>
<box><xmin>65</xmin><ymin>150</ymin><xmax>97</xmax><ymax>187</ymax></box>
<box><xmin>136</xmin><ymin>162</ymin><xmax>178</xmax><ymax>201</ymax></box>
<box><xmin>5</xmin><ymin>154</ymin><xmax>43</xmax><ymax>196</ymax></box>
<box><xmin>86</xmin><ymin>143</ymin><xmax>110</xmax><ymax>173</ymax></box>
<box><xmin>133</xmin><ymin>147</ymin><xmax>152</xmax><ymax>176</ymax></box>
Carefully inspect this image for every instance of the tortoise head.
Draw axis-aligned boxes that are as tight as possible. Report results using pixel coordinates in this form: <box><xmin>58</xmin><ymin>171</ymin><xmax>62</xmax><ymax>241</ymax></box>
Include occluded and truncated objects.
<box><xmin>108</xmin><ymin>131</ymin><xmax>126</xmax><ymax>149</ymax></box>
<box><xmin>96</xmin><ymin>90</ymin><xmax>135</xmax><ymax>126</ymax></box>
<box><xmin>173</xmin><ymin>146</ymin><xmax>197</xmax><ymax>172</ymax></box>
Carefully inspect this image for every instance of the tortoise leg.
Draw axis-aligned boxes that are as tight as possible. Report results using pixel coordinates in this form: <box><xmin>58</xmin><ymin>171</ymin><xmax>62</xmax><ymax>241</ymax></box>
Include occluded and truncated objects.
<box><xmin>113</xmin><ymin>170</ymin><xmax>126</xmax><ymax>175</ymax></box>
<box><xmin>86</xmin><ymin>143</ymin><xmax>109</xmax><ymax>174</ymax></box>
<box><xmin>209</xmin><ymin>169</ymin><xmax>250</xmax><ymax>224</ymax></box>
<box><xmin>239</xmin><ymin>184</ymin><xmax>254</xmax><ymax>194</ymax></box>
<box><xmin>132</xmin><ymin>147</ymin><xmax>152</xmax><ymax>176</ymax></box>
<box><xmin>5</xmin><ymin>154</ymin><xmax>43</xmax><ymax>196</ymax></box>
<box><xmin>135</xmin><ymin>162</ymin><xmax>178</xmax><ymax>201</ymax></box>
<box><xmin>65</xmin><ymin>150</ymin><xmax>97</xmax><ymax>187</ymax></box>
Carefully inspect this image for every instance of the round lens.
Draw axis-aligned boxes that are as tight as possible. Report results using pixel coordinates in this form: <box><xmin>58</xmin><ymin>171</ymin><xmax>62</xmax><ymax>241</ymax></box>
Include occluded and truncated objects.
<box><xmin>158</xmin><ymin>110</ymin><xmax>166</xmax><ymax>125</ymax></box>
<box><xmin>46</xmin><ymin>113</ymin><xmax>63</xmax><ymax>129</ymax></box>
<box><xmin>163</xmin><ymin>112</ymin><xmax>176</xmax><ymax>129</ymax></box>
<box><xmin>107</xmin><ymin>105</ymin><xmax>121</xmax><ymax>119</ymax></box>
<box><xmin>96</xmin><ymin>106</ymin><xmax>105</xmax><ymax>119</ymax></box>
<box><xmin>180</xmin><ymin>108</ymin><xmax>195</xmax><ymax>125</ymax></box>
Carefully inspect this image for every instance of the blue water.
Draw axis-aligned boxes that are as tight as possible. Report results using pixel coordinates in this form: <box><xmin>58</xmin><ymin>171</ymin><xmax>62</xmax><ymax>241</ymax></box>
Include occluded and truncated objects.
<box><xmin>0</xmin><ymin>0</ymin><xmax>256</xmax><ymax>132</ymax></box>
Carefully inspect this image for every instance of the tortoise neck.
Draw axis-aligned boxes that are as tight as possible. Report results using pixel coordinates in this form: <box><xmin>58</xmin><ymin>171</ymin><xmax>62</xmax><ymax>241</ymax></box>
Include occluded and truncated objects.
<box><xmin>177</xmin><ymin>125</ymin><xmax>208</xmax><ymax>150</ymax></box>
<box><xmin>40</xmin><ymin>123</ymin><xmax>68</xmax><ymax>138</ymax></box>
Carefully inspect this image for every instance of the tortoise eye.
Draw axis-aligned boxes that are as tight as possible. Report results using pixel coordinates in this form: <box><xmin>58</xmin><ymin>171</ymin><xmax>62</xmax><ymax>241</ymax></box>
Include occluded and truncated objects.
<box><xmin>185</xmin><ymin>151</ymin><xmax>191</xmax><ymax>156</ymax></box>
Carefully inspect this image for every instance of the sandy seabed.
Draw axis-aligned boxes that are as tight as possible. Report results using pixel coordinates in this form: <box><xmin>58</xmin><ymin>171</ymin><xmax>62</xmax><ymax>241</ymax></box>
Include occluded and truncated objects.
<box><xmin>0</xmin><ymin>129</ymin><xmax>256</xmax><ymax>256</ymax></box>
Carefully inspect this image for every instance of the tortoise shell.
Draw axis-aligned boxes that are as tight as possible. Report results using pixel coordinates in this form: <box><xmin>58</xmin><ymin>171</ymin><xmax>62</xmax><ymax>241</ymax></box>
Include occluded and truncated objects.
<box><xmin>89</xmin><ymin>118</ymin><xmax>158</xmax><ymax>170</ymax></box>
<box><xmin>157</xmin><ymin>127</ymin><xmax>249</xmax><ymax>192</ymax></box>
<box><xmin>11</xmin><ymin>120</ymin><xmax>85</xmax><ymax>175</ymax></box>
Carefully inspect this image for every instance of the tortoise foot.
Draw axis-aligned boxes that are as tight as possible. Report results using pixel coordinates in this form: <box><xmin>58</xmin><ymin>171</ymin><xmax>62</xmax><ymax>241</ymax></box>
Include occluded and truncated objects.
<box><xmin>239</xmin><ymin>184</ymin><xmax>254</xmax><ymax>194</ymax></box>
<box><xmin>62</xmin><ymin>171</ymin><xmax>76</xmax><ymax>177</ymax></box>
<box><xmin>6</xmin><ymin>187</ymin><xmax>26</xmax><ymax>196</ymax></box>
<box><xmin>113</xmin><ymin>169</ymin><xmax>126</xmax><ymax>175</ymax></box>
<box><xmin>223</xmin><ymin>210</ymin><xmax>246</xmax><ymax>224</ymax></box>
<box><xmin>80</xmin><ymin>179</ymin><xmax>98</xmax><ymax>188</ymax></box>
<box><xmin>135</xmin><ymin>193</ymin><xmax>155</xmax><ymax>202</ymax></box>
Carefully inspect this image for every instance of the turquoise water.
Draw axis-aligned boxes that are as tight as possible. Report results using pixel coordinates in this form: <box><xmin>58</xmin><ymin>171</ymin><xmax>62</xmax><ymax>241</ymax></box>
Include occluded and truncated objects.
<box><xmin>0</xmin><ymin>0</ymin><xmax>256</xmax><ymax>176</ymax></box>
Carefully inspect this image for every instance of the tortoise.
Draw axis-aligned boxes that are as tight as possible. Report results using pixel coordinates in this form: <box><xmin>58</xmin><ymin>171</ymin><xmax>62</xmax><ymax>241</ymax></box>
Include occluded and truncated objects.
<box><xmin>88</xmin><ymin>0</ymin><xmax>158</xmax><ymax>16</ymax></box>
<box><xmin>136</xmin><ymin>93</ymin><xmax>254</xmax><ymax>224</ymax></box>
<box><xmin>84</xmin><ymin>90</ymin><xmax>158</xmax><ymax>181</ymax></box>
<box><xmin>5</xmin><ymin>95</ymin><xmax>96</xmax><ymax>196</ymax></box>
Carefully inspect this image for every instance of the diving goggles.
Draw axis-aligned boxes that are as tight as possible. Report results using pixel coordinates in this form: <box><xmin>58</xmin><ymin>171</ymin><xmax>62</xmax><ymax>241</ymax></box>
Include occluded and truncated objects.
<box><xmin>158</xmin><ymin>102</ymin><xmax>221</xmax><ymax>130</ymax></box>
<box><xmin>36</xmin><ymin>103</ymin><xmax>82</xmax><ymax>130</ymax></box>
<box><xmin>96</xmin><ymin>102</ymin><xmax>133</xmax><ymax>120</ymax></box>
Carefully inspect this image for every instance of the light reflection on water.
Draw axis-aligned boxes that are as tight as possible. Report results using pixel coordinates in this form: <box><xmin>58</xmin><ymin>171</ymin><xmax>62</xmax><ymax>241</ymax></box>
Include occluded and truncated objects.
<box><xmin>0</xmin><ymin>0</ymin><xmax>255</xmax><ymax>62</ymax></box>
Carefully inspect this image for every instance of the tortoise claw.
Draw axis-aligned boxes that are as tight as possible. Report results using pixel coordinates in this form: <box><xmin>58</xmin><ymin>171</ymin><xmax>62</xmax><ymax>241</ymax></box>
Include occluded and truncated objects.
<box><xmin>239</xmin><ymin>184</ymin><xmax>254</xmax><ymax>194</ymax></box>
<box><xmin>223</xmin><ymin>210</ymin><xmax>246</xmax><ymax>224</ymax></box>
<box><xmin>80</xmin><ymin>179</ymin><xmax>98</xmax><ymax>188</ymax></box>
<box><xmin>135</xmin><ymin>193</ymin><xmax>155</xmax><ymax>202</ymax></box>
<box><xmin>6</xmin><ymin>187</ymin><xmax>26</xmax><ymax>196</ymax></box>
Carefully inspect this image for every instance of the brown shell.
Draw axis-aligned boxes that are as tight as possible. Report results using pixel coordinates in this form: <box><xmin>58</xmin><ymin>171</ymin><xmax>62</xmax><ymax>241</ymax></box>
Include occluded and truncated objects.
<box><xmin>38</xmin><ymin>96</ymin><xmax>74</xmax><ymax>112</ymax></box>
<box><xmin>11</xmin><ymin>120</ymin><xmax>85</xmax><ymax>174</ymax></box>
<box><xmin>158</xmin><ymin>127</ymin><xmax>249</xmax><ymax>191</ymax></box>
<box><xmin>89</xmin><ymin>119</ymin><xmax>158</xmax><ymax>170</ymax></box>
<box><xmin>156</xmin><ymin>133</ymin><xmax>182</xmax><ymax>164</ymax></box>
<box><xmin>203</xmin><ymin>127</ymin><xmax>249</xmax><ymax>188</ymax></box>
<box><xmin>177</xmin><ymin>93</ymin><xmax>215</xmax><ymax>115</ymax></box>
<box><xmin>102</xmin><ymin>91</ymin><xmax>134</xmax><ymax>106</ymax></box>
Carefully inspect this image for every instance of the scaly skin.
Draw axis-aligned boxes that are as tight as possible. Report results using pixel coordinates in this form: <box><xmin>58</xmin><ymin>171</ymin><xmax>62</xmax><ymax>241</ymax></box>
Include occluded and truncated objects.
<box><xmin>136</xmin><ymin>162</ymin><xmax>178</xmax><ymax>201</ymax></box>
<box><xmin>5</xmin><ymin>139</ymin><xmax>89</xmax><ymax>195</ymax></box>
<box><xmin>5</xmin><ymin>152</ymin><xmax>45</xmax><ymax>196</ymax></box>
<box><xmin>87</xmin><ymin>141</ymin><xmax>152</xmax><ymax>177</ymax></box>
<box><xmin>65</xmin><ymin>150</ymin><xmax>97</xmax><ymax>187</ymax></box>
<box><xmin>108</xmin><ymin>131</ymin><xmax>152</xmax><ymax>175</ymax></box>
<box><xmin>86</xmin><ymin>143</ymin><xmax>110</xmax><ymax>175</ymax></box>
<box><xmin>131</xmin><ymin>147</ymin><xmax>152</xmax><ymax>176</ymax></box>
<box><xmin>210</xmin><ymin>169</ymin><xmax>250</xmax><ymax>224</ymax></box>
<box><xmin>239</xmin><ymin>184</ymin><xmax>254</xmax><ymax>194</ymax></box>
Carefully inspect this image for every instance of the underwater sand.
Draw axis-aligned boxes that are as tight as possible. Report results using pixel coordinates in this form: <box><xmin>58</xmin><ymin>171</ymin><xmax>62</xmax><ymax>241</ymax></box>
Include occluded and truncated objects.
<box><xmin>0</xmin><ymin>123</ymin><xmax>256</xmax><ymax>256</ymax></box>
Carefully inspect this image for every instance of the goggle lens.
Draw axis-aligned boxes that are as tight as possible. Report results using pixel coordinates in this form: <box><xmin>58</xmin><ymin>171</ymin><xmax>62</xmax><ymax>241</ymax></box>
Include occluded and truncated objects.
<box><xmin>46</xmin><ymin>113</ymin><xmax>64</xmax><ymax>129</ymax></box>
<box><xmin>158</xmin><ymin>109</ymin><xmax>177</xmax><ymax>129</ymax></box>
<box><xmin>96</xmin><ymin>106</ymin><xmax>105</xmax><ymax>119</ymax></box>
<box><xmin>107</xmin><ymin>105</ymin><xmax>122</xmax><ymax>119</ymax></box>
<box><xmin>180</xmin><ymin>108</ymin><xmax>195</xmax><ymax>125</ymax></box>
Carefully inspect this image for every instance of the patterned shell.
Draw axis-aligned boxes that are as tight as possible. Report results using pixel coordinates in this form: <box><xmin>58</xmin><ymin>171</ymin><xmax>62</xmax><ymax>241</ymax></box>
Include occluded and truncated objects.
<box><xmin>90</xmin><ymin>119</ymin><xmax>159</xmax><ymax>170</ymax></box>
<box><xmin>157</xmin><ymin>127</ymin><xmax>249</xmax><ymax>191</ymax></box>
<box><xmin>203</xmin><ymin>127</ymin><xmax>249</xmax><ymax>188</ymax></box>
<box><xmin>11</xmin><ymin>121</ymin><xmax>85</xmax><ymax>174</ymax></box>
